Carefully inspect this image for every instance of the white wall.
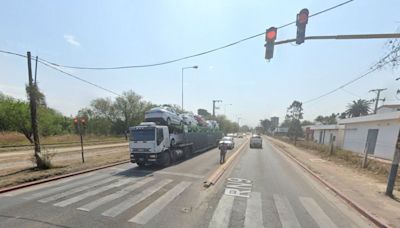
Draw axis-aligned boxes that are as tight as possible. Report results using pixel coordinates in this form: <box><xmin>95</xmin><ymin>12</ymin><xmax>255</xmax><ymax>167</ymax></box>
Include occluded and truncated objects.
<box><xmin>342</xmin><ymin>120</ymin><xmax>400</xmax><ymax>160</ymax></box>
<box><xmin>312</xmin><ymin>129</ymin><xmax>343</xmax><ymax>147</ymax></box>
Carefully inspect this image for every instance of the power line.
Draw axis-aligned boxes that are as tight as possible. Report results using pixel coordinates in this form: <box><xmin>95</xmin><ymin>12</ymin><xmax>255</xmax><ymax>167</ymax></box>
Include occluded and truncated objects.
<box><xmin>37</xmin><ymin>0</ymin><xmax>354</xmax><ymax>70</ymax></box>
<box><xmin>0</xmin><ymin>50</ymin><xmax>121</xmax><ymax>96</ymax></box>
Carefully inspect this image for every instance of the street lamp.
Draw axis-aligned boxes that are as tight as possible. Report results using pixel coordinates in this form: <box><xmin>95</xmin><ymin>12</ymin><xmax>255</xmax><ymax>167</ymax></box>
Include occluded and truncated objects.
<box><xmin>181</xmin><ymin>66</ymin><xmax>198</xmax><ymax>111</ymax></box>
<box><xmin>224</xmin><ymin>104</ymin><xmax>232</xmax><ymax>115</ymax></box>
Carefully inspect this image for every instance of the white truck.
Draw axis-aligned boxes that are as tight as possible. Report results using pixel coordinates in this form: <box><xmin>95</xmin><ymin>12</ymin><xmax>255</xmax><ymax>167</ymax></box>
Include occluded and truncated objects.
<box><xmin>129</xmin><ymin>122</ymin><xmax>222</xmax><ymax>167</ymax></box>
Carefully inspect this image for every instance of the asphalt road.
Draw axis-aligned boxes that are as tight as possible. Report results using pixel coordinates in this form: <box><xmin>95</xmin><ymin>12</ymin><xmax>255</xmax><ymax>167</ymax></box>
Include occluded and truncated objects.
<box><xmin>0</xmin><ymin>138</ymin><xmax>373</xmax><ymax>228</ymax></box>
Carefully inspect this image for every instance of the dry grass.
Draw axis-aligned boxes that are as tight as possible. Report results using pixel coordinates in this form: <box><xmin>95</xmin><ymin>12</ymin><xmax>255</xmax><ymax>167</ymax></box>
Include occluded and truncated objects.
<box><xmin>0</xmin><ymin>132</ymin><xmax>125</xmax><ymax>147</ymax></box>
<box><xmin>273</xmin><ymin>136</ymin><xmax>398</xmax><ymax>189</ymax></box>
<box><xmin>0</xmin><ymin>150</ymin><xmax>129</xmax><ymax>189</ymax></box>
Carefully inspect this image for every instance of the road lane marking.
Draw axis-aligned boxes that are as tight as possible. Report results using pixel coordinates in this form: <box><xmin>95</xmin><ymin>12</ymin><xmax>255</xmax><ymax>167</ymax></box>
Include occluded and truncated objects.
<box><xmin>224</xmin><ymin>177</ymin><xmax>252</xmax><ymax>198</ymax></box>
<box><xmin>129</xmin><ymin>181</ymin><xmax>192</xmax><ymax>225</ymax></box>
<box><xmin>300</xmin><ymin>197</ymin><xmax>338</xmax><ymax>228</ymax></box>
<box><xmin>101</xmin><ymin>179</ymin><xmax>173</xmax><ymax>217</ymax></box>
<box><xmin>273</xmin><ymin>194</ymin><xmax>301</xmax><ymax>228</ymax></box>
<box><xmin>155</xmin><ymin>171</ymin><xmax>204</xmax><ymax>179</ymax></box>
<box><xmin>77</xmin><ymin>177</ymin><xmax>154</xmax><ymax>211</ymax></box>
<box><xmin>208</xmin><ymin>194</ymin><xmax>235</xmax><ymax>228</ymax></box>
<box><xmin>244</xmin><ymin>192</ymin><xmax>265</xmax><ymax>228</ymax></box>
<box><xmin>38</xmin><ymin>176</ymin><xmax>119</xmax><ymax>203</ymax></box>
<box><xmin>24</xmin><ymin>173</ymin><xmax>110</xmax><ymax>200</ymax></box>
<box><xmin>53</xmin><ymin>178</ymin><xmax>135</xmax><ymax>207</ymax></box>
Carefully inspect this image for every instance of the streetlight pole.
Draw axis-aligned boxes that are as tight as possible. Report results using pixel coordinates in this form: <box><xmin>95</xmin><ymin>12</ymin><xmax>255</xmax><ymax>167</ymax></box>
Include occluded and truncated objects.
<box><xmin>181</xmin><ymin>66</ymin><xmax>198</xmax><ymax>111</ymax></box>
<box><xmin>224</xmin><ymin>104</ymin><xmax>232</xmax><ymax>115</ymax></box>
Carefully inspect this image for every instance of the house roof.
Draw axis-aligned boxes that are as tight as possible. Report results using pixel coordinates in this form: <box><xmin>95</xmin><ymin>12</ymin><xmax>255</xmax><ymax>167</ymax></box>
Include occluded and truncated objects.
<box><xmin>338</xmin><ymin>111</ymin><xmax>400</xmax><ymax>124</ymax></box>
<box><xmin>378</xmin><ymin>104</ymin><xmax>400</xmax><ymax>109</ymax></box>
<box><xmin>310</xmin><ymin>124</ymin><xmax>344</xmax><ymax>130</ymax></box>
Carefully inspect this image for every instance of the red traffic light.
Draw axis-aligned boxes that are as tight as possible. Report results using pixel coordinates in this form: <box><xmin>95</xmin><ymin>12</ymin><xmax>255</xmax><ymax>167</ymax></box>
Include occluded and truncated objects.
<box><xmin>297</xmin><ymin>8</ymin><xmax>309</xmax><ymax>25</ymax></box>
<box><xmin>265</xmin><ymin>27</ymin><xmax>277</xmax><ymax>41</ymax></box>
<box><xmin>73</xmin><ymin>118</ymin><xmax>78</xmax><ymax>124</ymax></box>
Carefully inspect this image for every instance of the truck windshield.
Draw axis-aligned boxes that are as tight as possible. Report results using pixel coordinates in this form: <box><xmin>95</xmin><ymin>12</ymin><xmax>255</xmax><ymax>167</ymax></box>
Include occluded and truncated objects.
<box><xmin>131</xmin><ymin>128</ymin><xmax>155</xmax><ymax>141</ymax></box>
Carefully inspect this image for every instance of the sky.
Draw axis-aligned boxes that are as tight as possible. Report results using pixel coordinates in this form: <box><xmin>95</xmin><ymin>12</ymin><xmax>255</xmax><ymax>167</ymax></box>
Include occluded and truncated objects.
<box><xmin>0</xmin><ymin>0</ymin><xmax>400</xmax><ymax>127</ymax></box>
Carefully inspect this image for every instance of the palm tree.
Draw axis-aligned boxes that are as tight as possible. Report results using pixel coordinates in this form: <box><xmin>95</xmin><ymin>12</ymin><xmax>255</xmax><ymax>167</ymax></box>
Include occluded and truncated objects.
<box><xmin>345</xmin><ymin>99</ymin><xmax>371</xmax><ymax>117</ymax></box>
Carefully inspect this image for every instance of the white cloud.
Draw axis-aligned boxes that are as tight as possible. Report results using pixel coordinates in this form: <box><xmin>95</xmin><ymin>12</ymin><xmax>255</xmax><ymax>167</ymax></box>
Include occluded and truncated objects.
<box><xmin>64</xmin><ymin>35</ymin><xmax>80</xmax><ymax>46</ymax></box>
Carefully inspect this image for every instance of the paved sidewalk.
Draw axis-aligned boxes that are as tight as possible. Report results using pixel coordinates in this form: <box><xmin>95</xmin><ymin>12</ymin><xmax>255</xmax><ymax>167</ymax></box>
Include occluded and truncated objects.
<box><xmin>268</xmin><ymin>137</ymin><xmax>400</xmax><ymax>228</ymax></box>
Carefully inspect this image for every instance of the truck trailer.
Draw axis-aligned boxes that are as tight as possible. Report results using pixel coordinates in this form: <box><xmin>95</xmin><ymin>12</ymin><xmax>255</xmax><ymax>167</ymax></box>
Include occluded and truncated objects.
<box><xmin>129</xmin><ymin>122</ymin><xmax>223</xmax><ymax>167</ymax></box>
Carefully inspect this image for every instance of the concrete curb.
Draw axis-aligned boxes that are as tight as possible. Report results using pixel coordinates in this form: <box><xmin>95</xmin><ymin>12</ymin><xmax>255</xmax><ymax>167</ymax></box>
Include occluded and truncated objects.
<box><xmin>203</xmin><ymin>139</ymin><xmax>249</xmax><ymax>188</ymax></box>
<box><xmin>0</xmin><ymin>160</ymin><xmax>130</xmax><ymax>194</ymax></box>
<box><xmin>268</xmin><ymin>139</ymin><xmax>390</xmax><ymax>228</ymax></box>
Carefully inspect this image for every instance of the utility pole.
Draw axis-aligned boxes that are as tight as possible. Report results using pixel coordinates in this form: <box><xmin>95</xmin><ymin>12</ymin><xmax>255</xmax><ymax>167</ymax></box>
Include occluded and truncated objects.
<box><xmin>212</xmin><ymin>100</ymin><xmax>222</xmax><ymax>117</ymax></box>
<box><xmin>27</xmin><ymin>51</ymin><xmax>43</xmax><ymax>168</ymax></box>
<box><xmin>369</xmin><ymin>88</ymin><xmax>387</xmax><ymax>114</ymax></box>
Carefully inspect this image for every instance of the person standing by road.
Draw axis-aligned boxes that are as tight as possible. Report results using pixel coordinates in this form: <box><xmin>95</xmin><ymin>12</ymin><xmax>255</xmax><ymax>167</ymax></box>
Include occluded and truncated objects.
<box><xmin>220</xmin><ymin>142</ymin><xmax>228</xmax><ymax>164</ymax></box>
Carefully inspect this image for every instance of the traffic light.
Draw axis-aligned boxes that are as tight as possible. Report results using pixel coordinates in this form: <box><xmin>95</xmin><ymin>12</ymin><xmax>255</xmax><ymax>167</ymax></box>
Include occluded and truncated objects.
<box><xmin>296</xmin><ymin>8</ymin><xmax>309</xmax><ymax>44</ymax></box>
<box><xmin>81</xmin><ymin>118</ymin><xmax>87</xmax><ymax>128</ymax></box>
<box><xmin>265</xmin><ymin>27</ymin><xmax>277</xmax><ymax>60</ymax></box>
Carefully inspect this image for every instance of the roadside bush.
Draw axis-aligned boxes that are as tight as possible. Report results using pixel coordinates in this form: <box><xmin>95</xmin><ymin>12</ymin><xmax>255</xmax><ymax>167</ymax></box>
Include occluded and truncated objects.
<box><xmin>29</xmin><ymin>148</ymin><xmax>55</xmax><ymax>170</ymax></box>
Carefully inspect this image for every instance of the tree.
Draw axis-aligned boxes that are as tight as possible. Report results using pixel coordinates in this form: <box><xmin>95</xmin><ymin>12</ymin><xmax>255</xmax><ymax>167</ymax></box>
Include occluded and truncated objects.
<box><xmin>240</xmin><ymin>125</ymin><xmax>250</xmax><ymax>132</ymax></box>
<box><xmin>345</xmin><ymin>99</ymin><xmax>371</xmax><ymax>117</ymax></box>
<box><xmin>259</xmin><ymin>119</ymin><xmax>272</xmax><ymax>133</ymax></box>
<box><xmin>301</xmin><ymin>120</ymin><xmax>314</xmax><ymax>126</ymax></box>
<box><xmin>314</xmin><ymin>113</ymin><xmax>337</xmax><ymax>124</ymax></box>
<box><xmin>197</xmin><ymin>109</ymin><xmax>212</xmax><ymax>119</ymax></box>
<box><xmin>286</xmin><ymin>100</ymin><xmax>304</xmax><ymax>143</ymax></box>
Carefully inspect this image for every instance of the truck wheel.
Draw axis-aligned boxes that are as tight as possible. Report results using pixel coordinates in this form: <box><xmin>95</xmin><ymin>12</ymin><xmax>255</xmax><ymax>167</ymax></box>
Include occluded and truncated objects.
<box><xmin>162</xmin><ymin>152</ymin><xmax>171</xmax><ymax>167</ymax></box>
<box><xmin>170</xmin><ymin>139</ymin><xmax>176</xmax><ymax>146</ymax></box>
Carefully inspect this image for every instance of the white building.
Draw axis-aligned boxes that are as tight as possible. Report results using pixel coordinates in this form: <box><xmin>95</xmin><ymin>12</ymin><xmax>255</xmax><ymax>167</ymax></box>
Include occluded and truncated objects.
<box><xmin>338</xmin><ymin>111</ymin><xmax>400</xmax><ymax>160</ymax></box>
<box><xmin>377</xmin><ymin>104</ymin><xmax>400</xmax><ymax>114</ymax></box>
<box><xmin>310</xmin><ymin>124</ymin><xmax>345</xmax><ymax>148</ymax></box>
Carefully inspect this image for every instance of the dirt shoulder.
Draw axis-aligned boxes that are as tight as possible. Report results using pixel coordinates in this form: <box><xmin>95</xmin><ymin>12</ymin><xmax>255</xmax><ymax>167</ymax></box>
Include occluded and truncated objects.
<box><xmin>267</xmin><ymin>136</ymin><xmax>400</xmax><ymax>228</ymax></box>
<box><xmin>0</xmin><ymin>147</ymin><xmax>130</xmax><ymax>189</ymax></box>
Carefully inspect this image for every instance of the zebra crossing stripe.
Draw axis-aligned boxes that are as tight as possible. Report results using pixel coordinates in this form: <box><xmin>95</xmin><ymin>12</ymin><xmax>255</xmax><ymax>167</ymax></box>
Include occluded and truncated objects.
<box><xmin>300</xmin><ymin>197</ymin><xmax>338</xmax><ymax>228</ymax></box>
<box><xmin>273</xmin><ymin>194</ymin><xmax>301</xmax><ymax>228</ymax></box>
<box><xmin>128</xmin><ymin>181</ymin><xmax>192</xmax><ymax>225</ymax></box>
<box><xmin>38</xmin><ymin>176</ymin><xmax>119</xmax><ymax>203</ymax></box>
<box><xmin>208</xmin><ymin>194</ymin><xmax>235</xmax><ymax>228</ymax></box>
<box><xmin>244</xmin><ymin>192</ymin><xmax>265</xmax><ymax>228</ymax></box>
<box><xmin>77</xmin><ymin>177</ymin><xmax>154</xmax><ymax>212</ymax></box>
<box><xmin>101</xmin><ymin>179</ymin><xmax>173</xmax><ymax>217</ymax></box>
<box><xmin>24</xmin><ymin>173</ymin><xmax>110</xmax><ymax>200</ymax></box>
<box><xmin>53</xmin><ymin>178</ymin><xmax>134</xmax><ymax>207</ymax></box>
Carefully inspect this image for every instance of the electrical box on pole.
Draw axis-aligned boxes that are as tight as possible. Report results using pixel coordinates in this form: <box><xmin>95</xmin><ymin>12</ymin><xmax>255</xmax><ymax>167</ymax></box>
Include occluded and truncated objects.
<box><xmin>265</xmin><ymin>27</ymin><xmax>277</xmax><ymax>60</ymax></box>
<box><xmin>296</xmin><ymin>8</ymin><xmax>309</xmax><ymax>44</ymax></box>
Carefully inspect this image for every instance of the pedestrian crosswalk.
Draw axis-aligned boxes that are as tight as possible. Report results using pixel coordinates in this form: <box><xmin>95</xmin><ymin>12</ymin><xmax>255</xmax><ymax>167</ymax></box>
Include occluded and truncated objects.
<box><xmin>19</xmin><ymin>174</ymin><xmax>192</xmax><ymax>226</ymax></box>
<box><xmin>16</xmin><ymin>173</ymin><xmax>344</xmax><ymax>227</ymax></box>
<box><xmin>208</xmin><ymin>192</ymin><xmax>341</xmax><ymax>228</ymax></box>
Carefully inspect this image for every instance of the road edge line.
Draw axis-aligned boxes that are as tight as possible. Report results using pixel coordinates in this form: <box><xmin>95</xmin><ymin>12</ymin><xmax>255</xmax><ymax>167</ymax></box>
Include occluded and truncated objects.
<box><xmin>203</xmin><ymin>138</ymin><xmax>249</xmax><ymax>188</ymax></box>
<box><xmin>0</xmin><ymin>160</ymin><xmax>130</xmax><ymax>194</ymax></box>
<box><xmin>267</xmin><ymin>138</ymin><xmax>390</xmax><ymax>228</ymax></box>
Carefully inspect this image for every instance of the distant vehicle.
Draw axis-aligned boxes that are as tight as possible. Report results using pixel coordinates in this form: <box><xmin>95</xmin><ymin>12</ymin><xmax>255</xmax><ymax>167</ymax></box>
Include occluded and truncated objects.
<box><xmin>145</xmin><ymin>106</ymin><xmax>182</xmax><ymax>126</ymax></box>
<box><xmin>219</xmin><ymin>136</ymin><xmax>235</xmax><ymax>149</ymax></box>
<box><xmin>194</xmin><ymin>115</ymin><xmax>208</xmax><ymax>127</ymax></box>
<box><xmin>180</xmin><ymin>113</ymin><xmax>198</xmax><ymax>126</ymax></box>
<box><xmin>227</xmin><ymin>133</ymin><xmax>235</xmax><ymax>137</ymax></box>
<box><xmin>250</xmin><ymin>134</ymin><xmax>263</xmax><ymax>148</ymax></box>
<box><xmin>238</xmin><ymin>133</ymin><xmax>244</xmax><ymax>138</ymax></box>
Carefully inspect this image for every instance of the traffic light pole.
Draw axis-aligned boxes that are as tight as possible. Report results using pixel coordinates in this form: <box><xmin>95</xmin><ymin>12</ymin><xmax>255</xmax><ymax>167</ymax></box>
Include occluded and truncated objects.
<box><xmin>80</xmin><ymin>131</ymin><xmax>85</xmax><ymax>163</ymax></box>
<box><xmin>274</xmin><ymin>33</ymin><xmax>400</xmax><ymax>45</ymax></box>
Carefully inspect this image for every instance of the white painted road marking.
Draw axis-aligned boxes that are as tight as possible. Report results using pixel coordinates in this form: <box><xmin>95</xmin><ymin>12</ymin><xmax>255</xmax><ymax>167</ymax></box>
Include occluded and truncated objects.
<box><xmin>208</xmin><ymin>194</ymin><xmax>235</xmax><ymax>228</ymax></box>
<box><xmin>77</xmin><ymin>177</ymin><xmax>154</xmax><ymax>211</ymax></box>
<box><xmin>244</xmin><ymin>192</ymin><xmax>265</xmax><ymax>228</ymax></box>
<box><xmin>300</xmin><ymin>197</ymin><xmax>338</xmax><ymax>228</ymax></box>
<box><xmin>128</xmin><ymin>181</ymin><xmax>192</xmax><ymax>225</ymax></box>
<box><xmin>38</xmin><ymin>176</ymin><xmax>119</xmax><ymax>203</ymax></box>
<box><xmin>24</xmin><ymin>173</ymin><xmax>110</xmax><ymax>200</ymax></box>
<box><xmin>224</xmin><ymin>177</ymin><xmax>252</xmax><ymax>198</ymax></box>
<box><xmin>273</xmin><ymin>194</ymin><xmax>301</xmax><ymax>228</ymax></box>
<box><xmin>155</xmin><ymin>171</ymin><xmax>204</xmax><ymax>179</ymax></box>
<box><xmin>101</xmin><ymin>179</ymin><xmax>173</xmax><ymax>217</ymax></box>
<box><xmin>53</xmin><ymin>178</ymin><xmax>135</xmax><ymax>207</ymax></box>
